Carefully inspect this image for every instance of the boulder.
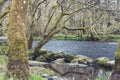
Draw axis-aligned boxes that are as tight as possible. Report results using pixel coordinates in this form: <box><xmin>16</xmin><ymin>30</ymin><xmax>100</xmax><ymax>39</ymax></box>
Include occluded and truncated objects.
<box><xmin>36</xmin><ymin>51</ymin><xmax>75</xmax><ymax>63</ymax></box>
<box><xmin>93</xmin><ymin>57</ymin><xmax>114</xmax><ymax>70</ymax></box>
<box><xmin>30</xmin><ymin>49</ymin><xmax>49</xmax><ymax>60</ymax></box>
<box><xmin>71</xmin><ymin>55</ymin><xmax>93</xmax><ymax>65</ymax></box>
<box><xmin>51</xmin><ymin>58</ymin><xmax>65</xmax><ymax>64</ymax></box>
<box><xmin>94</xmin><ymin>57</ymin><xmax>110</xmax><ymax>65</ymax></box>
<box><xmin>64</xmin><ymin>54</ymin><xmax>75</xmax><ymax>63</ymax></box>
<box><xmin>39</xmin><ymin>49</ymin><xmax>48</xmax><ymax>55</ymax></box>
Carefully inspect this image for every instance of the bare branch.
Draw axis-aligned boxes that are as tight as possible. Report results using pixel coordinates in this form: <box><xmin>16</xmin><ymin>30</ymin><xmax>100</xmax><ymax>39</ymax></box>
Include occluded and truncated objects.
<box><xmin>0</xmin><ymin>8</ymin><xmax>9</xmax><ymax>20</ymax></box>
<box><xmin>63</xmin><ymin>26</ymin><xmax>88</xmax><ymax>31</ymax></box>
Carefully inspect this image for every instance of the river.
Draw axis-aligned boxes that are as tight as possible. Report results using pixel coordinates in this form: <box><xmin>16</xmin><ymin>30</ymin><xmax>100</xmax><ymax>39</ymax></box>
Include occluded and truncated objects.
<box><xmin>33</xmin><ymin>40</ymin><xmax>118</xmax><ymax>60</ymax></box>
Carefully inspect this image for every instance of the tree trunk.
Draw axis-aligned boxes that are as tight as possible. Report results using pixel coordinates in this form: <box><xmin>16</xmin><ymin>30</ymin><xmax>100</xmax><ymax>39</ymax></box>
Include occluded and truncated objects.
<box><xmin>28</xmin><ymin>24</ymin><xmax>34</xmax><ymax>49</ymax></box>
<box><xmin>28</xmin><ymin>33</ymin><xmax>33</xmax><ymax>49</ymax></box>
<box><xmin>90</xmin><ymin>27</ymin><xmax>99</xmax><ymax>41</ymax></box>
<box><xmin>32</xmin><ymin>35</ymin><xmax>51</xmax><ymax>60</ymax></box>
<box><xmin>7</xmin><ymin>0</ymin><xmax>29</xmax><ymax>79</ymax></box>
<box><xmin>109</xmin><ymin>40</ymin><xmax>120</xmax><ymax>80</ymax></box>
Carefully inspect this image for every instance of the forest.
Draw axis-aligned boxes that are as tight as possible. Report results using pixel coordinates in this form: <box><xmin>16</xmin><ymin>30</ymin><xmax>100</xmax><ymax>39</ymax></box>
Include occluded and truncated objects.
<box><xmin>0</xmin><ymin>0</ymin><xmax>120</xmax><ymax>80</ymax></box>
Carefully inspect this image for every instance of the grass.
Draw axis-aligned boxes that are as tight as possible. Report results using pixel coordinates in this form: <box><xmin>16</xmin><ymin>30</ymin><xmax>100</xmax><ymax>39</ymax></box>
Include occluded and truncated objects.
<box><xmin>34</xmin><ymin>34</ymin><xmax>120</xmax><ymax>41</ymax></box>
<box><xmin>0</xmin><ymin>55</ymin><xmax>53</xmax><ymax>80</ymax></box>
<box><xmin>94</xmin><ymin>75</ymin><xmax>108</xmax><ymax>80</ymax></box>
<box><xmin>29</xmin><ymin>74</ymin><xmax>45</xmax><ymax>80</ymax></box>
<box><xmin>0</xmin><ymin>55</ymin><xmax>7</xmax><ymax>80</ymax></box>
<box><xmin>8</xmin><ymin>74</ymin><xmax>46</xmax><ymax>80</ymax></box>
<box><xmin>34</xmin><ymin>34</ymin><xmax>90</xmax><ymax>41</ymax></box>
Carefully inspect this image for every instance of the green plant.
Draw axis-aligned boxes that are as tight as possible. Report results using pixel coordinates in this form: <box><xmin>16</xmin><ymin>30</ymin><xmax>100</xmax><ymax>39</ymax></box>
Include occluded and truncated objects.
<box><xmin>0</xmin><ymin>46</ymin><xmax>8</xmax><ymax>55</ymax></box>
<box><xmin>29</xmin><ymin>74</ymin><xmax>45</xmax><ymax>80</ymax></box>
<box><xmin>94</xmin><ymin>75</ymin><xmax>108</xmax><ymax>80</ymax></box>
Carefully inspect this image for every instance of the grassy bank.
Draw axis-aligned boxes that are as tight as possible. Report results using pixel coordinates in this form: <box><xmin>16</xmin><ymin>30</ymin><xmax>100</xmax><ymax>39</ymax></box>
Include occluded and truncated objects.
<box><xmin>34</xmin><ymin>34</ymin><xmax>120</xmax><ymax>41</ymax></box>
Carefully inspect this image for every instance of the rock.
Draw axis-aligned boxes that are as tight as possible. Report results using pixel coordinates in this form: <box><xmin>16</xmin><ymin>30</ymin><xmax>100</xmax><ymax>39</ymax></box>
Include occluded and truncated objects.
<box><xmin>94</xmin><ymin>57</ymin><xmax>110</xmax><ymax>65</ymax></box>
<box><xmin>51</xmin><ymin>58</ymin><xmax>65</xmax><ymax>64</ymax></box>
<box><xmin>64</xmin><ymin>54</ymin><xmax>75</xmax><ymax>63</ymax></box>
<box><xmin>71</xmin><ymin>55</ymin><xmax>93</xmax><ymax>65</ymax></box>
<box><xmin>106</xmin><ymin>60</ymin><xmax>114</xmax><ymax>66</ymax></box>
<box><xmin>0</xmin><ymin>36</ymin><xmax>7</xmax><ymax>44</ymax></box>
<box><xmin>54</xmin><ymin>52</ymin><xmax>65</xmax><ymax>58</ymax></box>
<box><xmin>36</xmin><ymin>56</ymin><xmax>47</xmax><ymax>62</ymax></box>
<box><xmin>104</xmin><ymin>60</ymin><xmax>114</xmax><ymax>70</ymax></box>
<box><xmin>39</xmin><ymin>49</ymin><xmax>48</xmax><ymax>55</ymax></box>
<box><xmin>36</xmin><ymin>51</ymin><xmax>75</xmax><ymax>63</ymax></box>
<box><xmin>30</xmin><ymin>49</ymin><xmax>49</xmax><ymax>60</ymax></box>
<box><xmin>93</xmin><ymin>57</ymin><xmax>114</xmax><ymax>70</ymax></box>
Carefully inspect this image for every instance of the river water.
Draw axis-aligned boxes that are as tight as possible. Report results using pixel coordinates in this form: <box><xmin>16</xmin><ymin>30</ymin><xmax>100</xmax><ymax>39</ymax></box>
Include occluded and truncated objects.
<box><xmin>33</xmin><ymin>40</ymin><xmax>118</xmax><ymax>60</ymax></box>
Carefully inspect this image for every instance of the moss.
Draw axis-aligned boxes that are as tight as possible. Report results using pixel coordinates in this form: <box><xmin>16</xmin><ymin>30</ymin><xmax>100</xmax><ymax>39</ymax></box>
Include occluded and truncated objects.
<box><xmin>64</xmin><ymin>54</ymin><xmax>75</xmax><ymax>63</ymax></box>
<box><xmin>36</xmin><ymin>56</ymin><xmax>46</xmax><ymax>62</ymax></box>
<box><xmin>7</xmin><ymin>0</ymin><xmax>29</xmax><ymax>79</ymax></box>
<box><xmin>51</xmin><ymin>58</ymin><xmax>65</xmax><ymax>64</ymax></box>
<box><xmin>36</xmin><ymin>51</ymin><xmax>75</xmax><ymax>63</ymax></box>
<box><xmin>71</xmin><ymin>55</ymin><xmax>93</xmax><ymax>64</ymax></box>
<box><xmin>94</xmin><ymin>57</ymin><xmax>110</xmax><ymax>65</ymax></box>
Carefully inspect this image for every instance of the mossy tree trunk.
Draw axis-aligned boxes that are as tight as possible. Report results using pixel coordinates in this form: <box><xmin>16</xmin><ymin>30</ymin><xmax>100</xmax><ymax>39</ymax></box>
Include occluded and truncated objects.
<box><xmin>109</xmin><ymin>40</ymin><xmax>120</xmax><ymax>80</ymax></box>
<box><xmin>7</xmin><ymin>0</ymin><xmax>29</xmax><ymax>80</ymax></box>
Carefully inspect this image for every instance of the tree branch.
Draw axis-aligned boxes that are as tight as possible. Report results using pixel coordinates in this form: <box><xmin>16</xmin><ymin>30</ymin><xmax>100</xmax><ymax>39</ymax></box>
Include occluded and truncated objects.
<box><xmin>63</xmin><ymin>26</ymin><xmax>88</xmax><ymax>31</ymax></box>
<box><xmin>0</xmin><ymin>8</ymin><xmax>9</xmax><ymax>20</ymax></box>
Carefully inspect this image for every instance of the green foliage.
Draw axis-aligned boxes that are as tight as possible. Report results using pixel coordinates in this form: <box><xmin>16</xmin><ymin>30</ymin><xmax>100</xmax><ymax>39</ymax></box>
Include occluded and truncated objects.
<box><xmin>99</xmin><ymin>34</ymin><xmax>120</xmax><ymax>41</ymax></box>
<box><xmin>94</xmin><ymin>75</ymin><xmax>108</xmax><ymax>80</ymax></box>
<box><xmin>29</xmin><ymin>74</ymin><xmax>45</xmax><ymax>80</ymax></box>
<box><xmin>0</xmin><ymin>72</ymin><xmax>7</xmax><ymax>80</ymax></box>
<box><xmin>0</xmin><ymin>46</ymin><xmax>8</xmax><ymax>54</ymax></box>
<box><xmin>33</xmin><ymin>36</ymin><xmax>41</xmax><ymax>40</ymax></box>
<box><xmin>34</xmin><ymin>34</ymin><xmax>120</xmax><ymax>41</ymax></box>
<box><xmin>1</xmin><ymin>74</ymin><xmax>45</xmax><ymax>80</ymax></box>
<box><xmin>0</xmin><ymin>55</ymin><xmax>7</xmax><ymax>80</ymax></box>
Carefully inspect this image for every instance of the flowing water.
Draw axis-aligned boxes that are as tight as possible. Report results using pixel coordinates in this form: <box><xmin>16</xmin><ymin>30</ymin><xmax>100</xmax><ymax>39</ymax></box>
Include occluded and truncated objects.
<box><xmin>33</xmin><ymin>40</ymin><xmax>118</xmax><ymax>60</ymax></box>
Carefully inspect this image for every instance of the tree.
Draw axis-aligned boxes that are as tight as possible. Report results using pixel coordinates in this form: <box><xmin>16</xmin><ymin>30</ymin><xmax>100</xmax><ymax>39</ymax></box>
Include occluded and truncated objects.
<box><xmin>109</xmin><ymin>40</ymin><xmax>120</xmax><ymax>80</ymax></box>
<box><xmin>27</xmin><ymin>0</ymin><xmax>46</xmax><ymax>49</ymax></box>
<box><xmin>7</xmin><ymin>0</ymin><xmax>29</xmax><ymax>79</ymax></box>
<box><xmin>32</xmin><ymin>0</ymin><xmax>96</xmax><ymax>54</ymax></box>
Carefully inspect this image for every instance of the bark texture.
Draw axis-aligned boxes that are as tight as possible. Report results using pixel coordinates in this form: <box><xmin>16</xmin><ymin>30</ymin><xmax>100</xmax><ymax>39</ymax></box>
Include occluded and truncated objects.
<box><xmin>7</xmin><ymin>0</ymin><xmax>29</xmax><ymax>80</ymax></box>
<box><xmin>109</xmin><ymin>40</ymin><xmax>120</xmax><ymax>80</ymax></box>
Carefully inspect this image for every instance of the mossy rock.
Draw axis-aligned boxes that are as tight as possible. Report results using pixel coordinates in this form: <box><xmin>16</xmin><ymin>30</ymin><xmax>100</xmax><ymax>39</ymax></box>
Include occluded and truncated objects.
<box><xmin>94</xmin><ymin>57</ymin><xmax>110</xmax><ymax>65</ymax></box>
<box><xmin>30</xmin><ymin>49</ymin><xmax>49</xmax><ymax>60</ymax></box>
<box><xmin>36</xmin><ymin>56</ymin><xmax>46</xmax><ymax>62</ymax></box>
<box><xmin>45</xmin><ymin>53</ymin><xmax>56</xmax><ymax>62</ymax></box>
<box><xmin>36</xmin><ymin>53</ymin><xmax>55</xmax><ymax>62</ymax></box>
<box><xmin>39</xmin><ymin>49</ymin><xmax>48</xmax><ymax>55</ymax></box>
<box><xmin>36</xmin><ymin>51</ymin><xmax>75</xmax><ymax>63</ymax></box>
<box><xmin>93</xmin><ymin>57</ymin><xmax>115</xmax><ymax>70</ymax></box>
<box><xmin>64</xmin><ymin>54</ymin><xmax>75</xmax><ymax>63</ymax></box>
<box><xmin>71</xmin><ymin>55</ymin><xmax>93</xmax><ymax>64</ymax></box>
<box><xmin>54</xmin><ymin>52</ymin><xmax>65</xmax><ymax>58</ymax></box>
<box><xmin>51</xmin><ymin>58</ymin><xmax>65</xmax><ymax>64</ymax></box>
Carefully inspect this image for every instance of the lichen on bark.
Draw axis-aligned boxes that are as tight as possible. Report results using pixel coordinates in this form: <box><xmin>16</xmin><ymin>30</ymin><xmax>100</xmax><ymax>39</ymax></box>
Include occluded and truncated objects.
<box><xmin>7</xmin><ymin>0</ymin><xmax>29</xmax><ymax>80</ymax></box>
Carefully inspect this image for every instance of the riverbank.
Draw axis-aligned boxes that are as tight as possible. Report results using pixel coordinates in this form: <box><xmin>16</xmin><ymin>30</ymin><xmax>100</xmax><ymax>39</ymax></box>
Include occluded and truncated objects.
<box><xmin>34</xmin><ymin>34</ymin><xmax>120</xmax><ymax>41</ymax></box>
